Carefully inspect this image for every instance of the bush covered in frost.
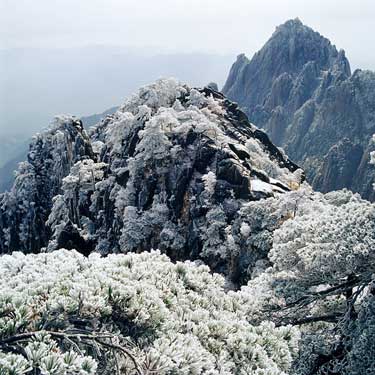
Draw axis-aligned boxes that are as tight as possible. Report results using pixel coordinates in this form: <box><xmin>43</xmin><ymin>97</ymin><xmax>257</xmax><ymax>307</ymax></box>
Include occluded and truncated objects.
<box><xmin>0</xmin><ymin>249</ymin><xmax>300</xmax><ymax>375</ymax></box>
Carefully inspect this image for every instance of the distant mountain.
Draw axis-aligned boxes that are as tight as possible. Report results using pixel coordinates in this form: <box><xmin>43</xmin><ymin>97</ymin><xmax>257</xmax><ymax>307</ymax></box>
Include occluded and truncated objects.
<box><xmin>223</xmin><ymin>18</ymin><xmax>375</xmax><ymax>200</ymax></box>
<box><xmin>0</xmin><ymin>138</ymin><xmax>29</xmax><ymax>192</ymax></box>
<box><xmin>0</xmin><ymin>149</ymin><xmax>28</xmax><ymax>192</ymax></box>
<box><xmin>0</xmin><ymin>137</ymin><xmax>29</xmax><ymax>168</ymax></box>
<box><xmin>81</xmin><ymin>106</ymin><xmax>118</xmax><ymax>128</ymax></box>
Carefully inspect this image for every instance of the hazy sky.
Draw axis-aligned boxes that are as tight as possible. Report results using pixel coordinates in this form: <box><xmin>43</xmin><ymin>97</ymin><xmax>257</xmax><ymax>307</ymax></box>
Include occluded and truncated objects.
<box><xmin>1</xmin><ymin>0</ymin><xmax>375</xmax><ymax>69</ymax></box>
<box><xmin>1</xmin><ymin>0</ymin><xmax>375</xmax><ymax>144</ymax></box>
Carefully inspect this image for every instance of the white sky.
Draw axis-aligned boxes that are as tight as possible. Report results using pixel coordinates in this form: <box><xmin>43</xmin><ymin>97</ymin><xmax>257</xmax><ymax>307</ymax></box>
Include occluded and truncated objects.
<box><xmin>1</xmin><ymin>0</ymin><xmax>375</xmax><ymax>68</ymax></box>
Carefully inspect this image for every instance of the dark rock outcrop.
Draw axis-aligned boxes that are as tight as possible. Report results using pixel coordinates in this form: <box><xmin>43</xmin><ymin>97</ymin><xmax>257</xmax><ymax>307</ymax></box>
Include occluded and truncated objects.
<box><xmin>223</xmin><ymin>19</ymin><xmax>375</xmax><ymax>200</ymax></box>
<box><xmin>0</xmin><ymin>109</ymin><xmax>119</xmax><ymax>194</ymax></box>
<box><xmin>0</xmin><ymin>117</ymin><xmax>94</xmax><ymax>253</ymax></box>
<box><xmin>0</xmin><ymin>80</ymin><xmax>302</xmax><ymax>284</ymax></box>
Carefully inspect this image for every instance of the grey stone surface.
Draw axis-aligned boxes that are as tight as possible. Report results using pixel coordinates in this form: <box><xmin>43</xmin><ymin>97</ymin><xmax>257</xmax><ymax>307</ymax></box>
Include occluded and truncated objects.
<box><xmin>223</xmin><ymin>19</ymin><xmax>375</xmax><ymax>200</ymax></box>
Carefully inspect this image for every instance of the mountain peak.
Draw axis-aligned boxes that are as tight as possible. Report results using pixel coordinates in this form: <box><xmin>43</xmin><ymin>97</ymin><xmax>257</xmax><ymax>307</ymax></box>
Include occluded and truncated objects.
<box><xmin>267</xmin><ymin>18</ymin><xmax>343</xmax><ymax>65</ymax></box>
<box><xmin>223</xmin><ymin>19</ymin><xmax>351</xmax><ymax>115</ymax></box>
<box><xmin>276</xmin><ymin>17</ymin><xmax>304</xmax><ymax>31</ymax></box>
<box><xmin>223</xmin><ymin>20</ymin><xmax>375</xmax><ymax>201</ymax></box>
<box><xmin>273</xmin><ymin>18</ymin><xmax>325</xmax><ymax>39</ymax></box>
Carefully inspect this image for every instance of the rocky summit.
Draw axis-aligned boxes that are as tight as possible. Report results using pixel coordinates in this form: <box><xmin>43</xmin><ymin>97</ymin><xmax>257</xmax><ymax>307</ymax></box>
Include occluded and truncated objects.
<box><xmin>223</xmin><ymin>18</ymin><xmax>375</xmax><ymax>200</ymax></box>
<box><xmin>0</xmin><ymin>79</ymin><xmax>302</xmax><ymax>284</ymax></box>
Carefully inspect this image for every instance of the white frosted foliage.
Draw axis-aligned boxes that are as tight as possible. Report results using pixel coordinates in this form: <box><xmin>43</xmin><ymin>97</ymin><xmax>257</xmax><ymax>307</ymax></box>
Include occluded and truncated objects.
<box><xmin>0</xmin><ymin>249</ymin><xmax>300</xmax><ymax>374</ymax></box>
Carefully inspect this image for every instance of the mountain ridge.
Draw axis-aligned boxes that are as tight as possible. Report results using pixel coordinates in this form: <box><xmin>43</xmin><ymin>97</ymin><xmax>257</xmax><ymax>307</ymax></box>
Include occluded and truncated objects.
<box><xmin>223</xmin><ymin>19</ymin><xmax>375</xmax><ymax>200</ymax></box>
<box><xmin>0</xmin><ymin>79</ymin><xmax>302</xmax><ymax>285</ymax></box>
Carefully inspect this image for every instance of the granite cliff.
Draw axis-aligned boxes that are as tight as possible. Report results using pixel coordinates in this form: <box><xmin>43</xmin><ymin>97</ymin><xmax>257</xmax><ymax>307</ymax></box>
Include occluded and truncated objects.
<box><xmin>223</xmin><ymin>19</ymin><xmax>375</xmax><ymax>200</ymax></box>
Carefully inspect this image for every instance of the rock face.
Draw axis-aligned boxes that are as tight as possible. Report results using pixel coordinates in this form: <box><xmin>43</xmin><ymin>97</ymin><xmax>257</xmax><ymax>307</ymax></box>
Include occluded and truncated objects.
<box><xmin>0</xmin><ymin>109</ymin><xmax>119</xmax><ymax>194</ymax></box>
<box><xmin>223</xmin><ymin>18</ymin><xmax>375</xmax><ymax>200</ymax></box>
<box><xmin>0</xmin><ymin>117</ymin><xmax>94</xmax><ymax>253</ymax></box>
<box><xmin>0</xmin><ymin>79</ymin><xmax>302</xmax><ymax>284</ymax></box>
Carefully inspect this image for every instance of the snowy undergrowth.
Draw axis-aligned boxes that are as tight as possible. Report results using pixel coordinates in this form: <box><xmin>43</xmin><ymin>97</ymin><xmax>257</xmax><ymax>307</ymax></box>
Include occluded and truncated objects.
<box><xmin>0</xmin><ymin>250</ymin><xmax>300</xmax><ymax>375</ymax></box>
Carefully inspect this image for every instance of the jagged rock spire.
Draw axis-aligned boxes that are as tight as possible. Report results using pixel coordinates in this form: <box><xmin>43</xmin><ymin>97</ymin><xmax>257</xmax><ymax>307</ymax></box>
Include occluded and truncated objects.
<box><xmin>0</xmin><ymin>116</ymin><xmax>93</xmax><ymax>253</ymax></box>
<box><xmin>223</xmin><ymin>19</ymin><xmax>375</xmax><ymax>200</ymax></box>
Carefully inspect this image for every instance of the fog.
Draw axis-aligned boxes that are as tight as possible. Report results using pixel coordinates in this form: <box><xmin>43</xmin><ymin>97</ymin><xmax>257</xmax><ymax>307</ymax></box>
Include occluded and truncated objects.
<box><xmin>0</xmin><ymin>0</ymin><xmax>374</xmax><ymax>140</ymax></box>
<box><xmin>0</xmin><ymin>47</ymin><xmax>234</xmax><ymax>139</ymax></box>
<box><xmin>2</xmin><ymin>0</ymin><xmax>375</xmax><ymax>61</ymax></box>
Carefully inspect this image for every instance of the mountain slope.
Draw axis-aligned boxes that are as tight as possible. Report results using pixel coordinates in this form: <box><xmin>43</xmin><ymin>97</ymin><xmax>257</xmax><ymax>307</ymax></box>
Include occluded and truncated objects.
<box><xmin>0</xmin><ymin>79</ymin><xmax>302</xmax><ymax>284</ymax></box>
<box><xmin>1</xmin><ymin>79</ymin><xmax>375</xmax><ymax>374</ymax></box>
<box><xmin>223</xmin><ymin>19</ymin><xmax>375</xmax><ymax>200</ymax></box>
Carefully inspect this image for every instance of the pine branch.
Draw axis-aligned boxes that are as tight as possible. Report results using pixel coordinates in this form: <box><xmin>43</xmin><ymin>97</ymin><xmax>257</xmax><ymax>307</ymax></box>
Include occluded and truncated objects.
<box><xmin>0</xmin><ymin>330</ymin><xmax>143</xmax><ymax>375</ymax></box>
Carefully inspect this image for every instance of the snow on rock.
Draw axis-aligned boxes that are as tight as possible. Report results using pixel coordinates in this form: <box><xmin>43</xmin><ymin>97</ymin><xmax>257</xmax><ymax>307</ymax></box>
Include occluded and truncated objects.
<box><xmin>0</xmin><ymin>116</ymin><xmax>93</xmax><ymax>254</ymax></box>
<box><xmin>1</xmin><ymin>79</ymin><xmax>375</xmax><ymax>375</ymax></box>
<box><xmin>0</xmin><ymin>79</ymin><xmax>302</xmax><ymax>284</ymax></box>
<box><xmin>251</xmin><ymin>179</ymin><xmax>274</xmax><ymax>194</ymax></box>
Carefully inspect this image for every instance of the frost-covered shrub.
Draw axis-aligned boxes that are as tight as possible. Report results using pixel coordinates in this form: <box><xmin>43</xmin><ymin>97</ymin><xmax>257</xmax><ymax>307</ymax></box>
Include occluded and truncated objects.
<box><xmin>0</xmin><ymin>333</ymin><xmax>97</xmax><ymax>375</ymax></box>
<box><xmin>238</xmin><ymin>189</ymin><xmax>375</xmax><ymax>317</ymax></box>
<box><xmin>202</xmin><ymin>171</ymin><xmax>216</xmax><ymax>196</ymax></box>
<box><xmin>0</xmin><ymin>249</ymin><xmax>300</xmax><ymax>374</ymax></box>
<box><xmin>235</xmin><ymin>188</ymin><xmax>375</xmax><ymax>374</ymax></box>
<box><xmin>127</xmin><ymin>108</ymin><xmax>173</xmax><ymax>175</ymax></box>
<box><xmin>340</xmin><ymin>290</ymin><xmax>375</xmax><ymax>375</ymax></box>
<box><xmin>270</xmin><ymin>189</ymin><xmax>375</xmax><ymax>288</ymax></box>
<box><xmin>119</xmin><ymin>78</ymin><xmax>187</xmax><ymax>114</ymax></box>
